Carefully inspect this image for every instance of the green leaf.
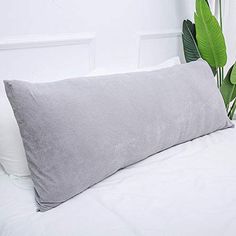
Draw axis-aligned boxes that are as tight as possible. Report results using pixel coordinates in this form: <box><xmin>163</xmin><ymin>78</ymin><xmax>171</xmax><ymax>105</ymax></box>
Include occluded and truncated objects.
<box><xmin>205</xmin><ymin>0</ymin><xmax>209</xmax><ymax>6</ymax></box>
<box><xmin>230</xmin><ymin>63</ymin><xmax>236</xmax><ymax>84</ymax></box>
<box><xmin>186</xmin><ymin>20</ymin><xmax>196</xmax><ymax>39</ymax></box>
<box><xmin>182</xmin><ymin>20</ymin><xmax>201</xmax><ymax>63</ymax></box>
<box><xmin>194</xmin><ymin>0</ymin><xmax>227</xmax><ymax>68</ymax></box>
<box><xmin>220</xmin><ymin>65</ymin><xmax>236</xmax><ymax>107</ymax></box>
<box><xmin>211</xmin><ymin>67</ymin><xmax>217</xmax><ymax>76</ymax></box>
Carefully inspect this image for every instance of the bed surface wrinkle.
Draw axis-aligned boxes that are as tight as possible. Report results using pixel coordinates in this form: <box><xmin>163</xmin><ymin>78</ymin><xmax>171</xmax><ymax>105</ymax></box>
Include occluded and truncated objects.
<box><xmin>0</xmin><ymin>122</ymin><xmax>236</xmax><ymax>236</ymax></box>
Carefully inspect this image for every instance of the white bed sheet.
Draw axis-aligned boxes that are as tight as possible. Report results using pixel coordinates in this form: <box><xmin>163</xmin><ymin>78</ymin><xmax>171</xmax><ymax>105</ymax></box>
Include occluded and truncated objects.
<box><xmin>1</xmin><ymin>123</ymin><xmax>236</xmax><ymax>236</ymax></box>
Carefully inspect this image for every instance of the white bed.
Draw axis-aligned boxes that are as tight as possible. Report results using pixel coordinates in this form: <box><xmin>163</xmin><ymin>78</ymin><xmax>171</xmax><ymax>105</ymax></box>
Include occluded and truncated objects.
<box><xmin>0</xmin><ymin>122</ymin><xmax>236</xmax><ymax>236</ymax></box>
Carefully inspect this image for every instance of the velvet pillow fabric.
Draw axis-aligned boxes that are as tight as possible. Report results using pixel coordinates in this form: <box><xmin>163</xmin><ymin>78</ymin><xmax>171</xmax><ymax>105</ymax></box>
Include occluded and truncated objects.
<box><xmin>0</xmin><ymin>58</ymin><xmax>180</xmax><ymax>177</ymax></box>
<box><xmin>4</xmin><ymin>60</ymin><xmax>233</xmax><ymax>211</ymax></box>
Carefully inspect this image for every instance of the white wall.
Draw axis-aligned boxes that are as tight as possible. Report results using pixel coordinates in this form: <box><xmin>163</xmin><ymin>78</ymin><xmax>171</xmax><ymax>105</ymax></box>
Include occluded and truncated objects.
<box><xmin>0</xmin><ymin>0</ymin><xmax>195</xmax><ymax>81</ymax></box>
<box><xmin>224</xmin><ymin>1</ymin><xmax>236</xmax><ymax>69</ymax></box>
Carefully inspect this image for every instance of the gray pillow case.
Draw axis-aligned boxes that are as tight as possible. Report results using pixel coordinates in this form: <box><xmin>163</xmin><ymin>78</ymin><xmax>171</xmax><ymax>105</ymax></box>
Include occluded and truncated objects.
<box><xmin>4</xmin><ymin>60</ymin><xmax>233</xmax><ymax>212</ymax></box>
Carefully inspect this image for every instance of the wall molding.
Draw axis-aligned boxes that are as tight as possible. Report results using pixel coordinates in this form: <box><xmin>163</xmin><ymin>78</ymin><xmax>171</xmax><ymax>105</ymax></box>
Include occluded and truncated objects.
<box><xmin>139</xmin><ymin>30</ymin><xmax>181</xmax><ymax>40</ymax></box>
<box><xmin>137</xmin><ymin>29</ymin><xmax>182</xmax><ymax>67</ymax></box>
<box><xmin>0</xmin><ymin>33</ymin><xmax>95</xmax><ymax>50</ymax></box>
<box><xmin>0</xmin><ymin>33</ymin><xmax>96</xmax><ymax>71</ymax></box>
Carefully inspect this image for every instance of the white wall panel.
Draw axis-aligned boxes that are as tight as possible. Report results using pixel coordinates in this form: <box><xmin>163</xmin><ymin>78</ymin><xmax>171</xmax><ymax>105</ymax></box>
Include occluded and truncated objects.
<box><xmin>0</xmin><ymin>34</ymin><xmax>95</xmax><ymax>81</ymax></box>
<box><xmin>138</xmin><ymin>31</ymin><xmax>182</xmax><ymax>68</ymax></box>
<box><xmin>0</xmin><ymin>0</ymin><xmax>195</xmax><ymax>80</ymax></box>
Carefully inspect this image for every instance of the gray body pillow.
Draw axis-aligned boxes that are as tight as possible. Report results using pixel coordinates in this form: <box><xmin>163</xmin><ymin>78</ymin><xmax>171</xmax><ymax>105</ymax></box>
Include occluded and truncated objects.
<box><xmin>4</xmin><ymin>60</ymin><xmax>233</xmax><ymax>211</ymax></box>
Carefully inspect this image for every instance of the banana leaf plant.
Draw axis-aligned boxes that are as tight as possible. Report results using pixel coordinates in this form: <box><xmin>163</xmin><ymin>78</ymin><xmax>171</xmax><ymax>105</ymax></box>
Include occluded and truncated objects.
<box><xmin>182</xmin><ymin>0</ymin><xmax>236</xmax><ymax>120</ymax></box>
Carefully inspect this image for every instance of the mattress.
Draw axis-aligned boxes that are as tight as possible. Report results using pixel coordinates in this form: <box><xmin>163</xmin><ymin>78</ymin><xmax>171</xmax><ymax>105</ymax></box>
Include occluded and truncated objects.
<box><xmin>1</xmin><ymin>122</ymin><xmax>236</xmax><ymax>236</ymax></box>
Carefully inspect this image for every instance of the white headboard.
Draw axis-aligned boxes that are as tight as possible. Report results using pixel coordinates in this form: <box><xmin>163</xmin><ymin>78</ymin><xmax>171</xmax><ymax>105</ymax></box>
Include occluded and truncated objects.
<box><xmin>0</xmin><ymin>0</ymin><xmax>194</xmax><ymax>82</ymax></box>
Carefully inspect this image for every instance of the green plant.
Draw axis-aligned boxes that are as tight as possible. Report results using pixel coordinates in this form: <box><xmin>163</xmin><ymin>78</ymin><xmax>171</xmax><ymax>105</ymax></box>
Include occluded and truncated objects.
<box><xmin>182</xmin><ymin>20</ymin><xmax>201</xmax><ymax>63</ymax></box>
<box><xmin>182</xmin><ymin>0</ymin><xmax>236</xmax><ymax>120</ymax></box>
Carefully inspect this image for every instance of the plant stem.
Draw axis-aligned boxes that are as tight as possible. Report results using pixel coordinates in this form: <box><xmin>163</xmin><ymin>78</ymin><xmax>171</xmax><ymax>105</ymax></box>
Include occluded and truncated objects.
<box><xmin>221</xmin><ymin>67</ymin><xmax>223</xmax><ymax>85</ymax></box>
<box><xmin>219</xmin><ymin>0</ymin><xmax>223</xmax><ymax>30</ymax></box>
<box><xmin>219</xmin><ymin>1</ymin><xmax>224</xmax><ymax>88</ymax></box>
<box><xmin>219</xmin><ymin>67</ymin><xmax>222</xmax><ymax>87</ymax></box>
<box><xmin>216</xmin><ymin>68</ymin><xmax>220</xmax><ymax>88</ymax></box>
<box><xmin>220</xmin><ymin>67</ymin><xmax>224</xmax><ymax>86</ymax></box>
<box><xmin>221</xmin><ymin>67</ymin><xmax>224</xmax><ymax>86</ymax></box>
<box><xmin>229</xmin><ymin>99</ymin><xmax>236</xmax><ymax>120</ymax></box>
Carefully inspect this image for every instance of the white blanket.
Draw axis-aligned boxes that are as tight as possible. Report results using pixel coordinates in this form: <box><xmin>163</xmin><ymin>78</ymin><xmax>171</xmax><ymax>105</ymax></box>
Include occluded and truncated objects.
<box><xmin>1</xmin><ymin>123</ymin><xmax>236</xmax><ymax>236</ymax></box>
